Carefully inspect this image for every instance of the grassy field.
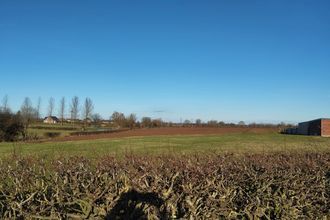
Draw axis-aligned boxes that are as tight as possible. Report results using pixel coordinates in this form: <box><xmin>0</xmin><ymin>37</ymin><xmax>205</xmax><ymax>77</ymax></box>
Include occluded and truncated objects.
<box><xmin>1</xmin><ymin>131</ymin><xmax>330</xmax><ymax>159</ymax></box>
<box><xmin>1</xmin><ymin>130</ymin><xmax>330</xmax><ymax>218</ymax></box>
<box><xmin>27</xmin><ymin>122</ymin><xmax>112</xmax><ymax>139</ymax></box>
<box><xmin>27</xmin><ymin>128</ymin><xmax>73</xmax><ymax>138</ymax></box>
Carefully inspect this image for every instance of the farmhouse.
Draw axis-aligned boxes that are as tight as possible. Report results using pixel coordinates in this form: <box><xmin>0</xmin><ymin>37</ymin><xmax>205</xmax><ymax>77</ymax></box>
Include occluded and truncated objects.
<box><xmin>43</xmin><ymin>116</ymin><xmax>60</xmax><ymax>124</ymax></box>
<box><xmin>296</xmin><ymin>118</ymin><xmax>330</xmax><ymax>137</ymax></box>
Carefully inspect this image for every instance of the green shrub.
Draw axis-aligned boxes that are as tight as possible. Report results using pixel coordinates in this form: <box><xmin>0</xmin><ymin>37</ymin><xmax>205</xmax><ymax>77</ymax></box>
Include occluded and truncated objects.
<box><xmin>43</xmin><ymin>132</ymin><xmax>61</xmax><ymax>138</ymax></box>
<box><xmin>0</xmin><ymin>111</ymin><xmax>24</xmax><ymax>142</ymax></box>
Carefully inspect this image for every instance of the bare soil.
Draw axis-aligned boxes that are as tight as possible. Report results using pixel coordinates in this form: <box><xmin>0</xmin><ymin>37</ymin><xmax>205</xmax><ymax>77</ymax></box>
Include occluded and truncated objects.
<box><xmin>53</xmin><ymin>127</ymin><xmax>277</xmax><ymax>142</ymax></box>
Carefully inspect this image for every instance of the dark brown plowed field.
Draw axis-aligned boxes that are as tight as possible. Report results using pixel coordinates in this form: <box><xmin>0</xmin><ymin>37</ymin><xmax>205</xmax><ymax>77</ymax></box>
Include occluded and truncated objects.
<box><xmin>54</xmin><ymin>127</ymin><xmax>277</xmax><ymax>142</ymax></box>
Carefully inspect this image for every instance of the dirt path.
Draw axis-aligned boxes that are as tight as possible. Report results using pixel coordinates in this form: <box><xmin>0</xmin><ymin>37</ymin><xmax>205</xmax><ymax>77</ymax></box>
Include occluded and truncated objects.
<box><xmin>52</xmin><ymin>127</ymin><xmax>276</xmax><ymax>142</ymax></box>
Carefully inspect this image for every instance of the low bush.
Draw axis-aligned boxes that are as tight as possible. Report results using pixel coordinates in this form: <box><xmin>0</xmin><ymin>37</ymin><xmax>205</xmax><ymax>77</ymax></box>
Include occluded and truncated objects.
<box><xmin>30</xmin><ymin>126</ymin><xmax>77</xmax><ymax>131</ymax></box>
<box><xmin>0</xmin><ymin>111</ymin><xmax>24</xmax><ymax>142</ymax></box>
<box><xmin>23</xmin><ymin>132</ymin><xmax>40</xmax><ymax>141</ymax></box>
<box><xmin>0</xmin><ymin>153</ymin><xmax>329</xmax><ymax>219</ymax></box>
<box><xmin>70</xmin><ymin>128</ymin><xmax>129</xmax><ymax>136</ymax></box>
<box><xmin>43</xmin><ymin>132</ymin><xmax>61</xmax><ymax>138</ymax></box>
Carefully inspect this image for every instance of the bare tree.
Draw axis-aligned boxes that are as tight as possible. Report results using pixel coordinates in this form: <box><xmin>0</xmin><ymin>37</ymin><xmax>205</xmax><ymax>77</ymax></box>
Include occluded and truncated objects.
<box><xmin>111</xmin><ymin>111</ymin><xmax>126</xmax><ymax>127</ymax></box>
<box><xmin>59</xmin><ymin>97</ymin><xmax>65</xmax><ymax>125</ymax></box>
<box><xmin>183</xmin><ymin>119</ymin><xmax>191</xmax><ymax>127</ymax></box>
<box><xmin>1</xmin><ymin>95</ymin><xmax>9</xmax><ymax>112</ymax></box>
<box><xmin>127</xmin><ymin>113</ymin><xmax>137</xmax><ymax>129</ymax></box>
<box><xmin>207</xmin><ymin>120</ymin><xmax>218</xmax><ymax>127</ymax></box>
<box><xmin>48</xmin><ymin>97</ymin><xmax>55</xmax><ymax>116</ymax></box>
<box><xmin>238</xmin><ymin>121</ymin><xmax>246</xmax><ymax>126</ymax></box>
<box><xmin>36</xmin><ymin>97</ymin><xmax>41</xmax><ymax>120</ymax></box>
<box><xmin>70</xmin><ymin>96</ymin><xmax>79</xmax><ymax>122</ymax></box>
<box><xmin>83</xmin><ymin>98</ymin><xmax>94</xmax><ymax>123</ymax></box>
<box><xmin>92</xmin><ymin>113</ymin><xmax>102</xmax><ymax>125</ymax></box>
<box><xmin>152</xmin><ymin>118</ymin><xmax>163</xmax><ymax>127</ymax></box>
<box><xmin>141</xmin><ymin>117</ymin><xmax>152</xmax><ymax>128</ymax></box>
<box><xmin>20</xmin><ymin>97</ymin><xmax>37</xmax><ymax>129</ymax></box>
<box><xmin>195</xmin><ymin>119</ymin><xmax>202</xmax><ymax>127</ymax></box>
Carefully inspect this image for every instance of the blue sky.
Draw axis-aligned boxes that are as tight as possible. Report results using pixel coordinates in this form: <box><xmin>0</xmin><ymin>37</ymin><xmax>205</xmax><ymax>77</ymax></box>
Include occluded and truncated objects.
<box><xmin>0</xmin><ymin>0</ymin><xmax>329</xmax><ymax>123</ymax></box>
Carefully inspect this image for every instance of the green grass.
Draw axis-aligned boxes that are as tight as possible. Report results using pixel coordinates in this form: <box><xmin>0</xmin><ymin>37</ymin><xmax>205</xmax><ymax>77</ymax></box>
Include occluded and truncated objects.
<box><xmin>27</xmin><ymin>123</ymin><xmax>113</xmax><ymax>138</ymax></box>
<box><xmin>1</xmin><ymin>131</ymin><xmax>330</xmax><ymax>159</ymax></box>
<box><xmin>27</xmin><ymin>122</ymin><xmax>79</xmax><ymax>138</ymax></box>
<box><xmin>28</xmin><ymin>128</ymin><xmax>73</xmax><ymax>138</ymax></box>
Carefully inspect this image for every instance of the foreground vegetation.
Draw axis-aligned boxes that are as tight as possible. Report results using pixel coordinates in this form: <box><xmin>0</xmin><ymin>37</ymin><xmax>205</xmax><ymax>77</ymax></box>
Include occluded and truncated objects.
<box><xmin>1</xmin><ymin>129</ymin><xmax>329</xmax><ymax>218</ymax></box>
<box><xmin>0</xmin><ymin>153</ymin><xmax>329</xmax><ymax>219</ymax></box>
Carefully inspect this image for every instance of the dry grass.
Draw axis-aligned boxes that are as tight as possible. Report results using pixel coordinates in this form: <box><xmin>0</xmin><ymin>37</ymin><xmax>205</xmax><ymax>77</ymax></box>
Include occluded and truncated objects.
<box><xmin>0</xmin><ymin>153</ymin><xmax>329</xmax><ymax>219</ymax></box>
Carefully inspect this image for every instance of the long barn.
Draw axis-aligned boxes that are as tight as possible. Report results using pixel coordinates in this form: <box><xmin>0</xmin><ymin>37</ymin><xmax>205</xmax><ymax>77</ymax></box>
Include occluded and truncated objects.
<box><xmin>297</xmin><ymin>118</ymin><xmax>330</xmax><ymax>137</ymax></box>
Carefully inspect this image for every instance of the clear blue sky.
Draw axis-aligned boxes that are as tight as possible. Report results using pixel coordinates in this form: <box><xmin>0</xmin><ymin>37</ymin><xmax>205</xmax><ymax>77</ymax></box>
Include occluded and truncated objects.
<box><xmin>1</xmin><ymin>0</ymin><xmax>329</xmax><ymax>123</ymax></box>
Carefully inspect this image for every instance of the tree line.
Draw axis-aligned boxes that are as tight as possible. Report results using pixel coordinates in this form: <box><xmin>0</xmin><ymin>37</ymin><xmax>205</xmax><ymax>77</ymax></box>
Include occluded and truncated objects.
<box><xmin>0</xmin><ymin>95</ymin><xmax>294</xmax><ymax>141</ymax></box>
<box><xmin>1</xmin><ymin>95</ymin><xmax>296</xmax><ymax>129</ymax></box>
<box><xmin>0</xmin><ymin>95</ymin><xmax>95</xmax><ymax>141</ymax></box>
<box><xmin>5</xmin><ymin>96</ymin><xmax>95</xmax><ymax>125</ymax></box>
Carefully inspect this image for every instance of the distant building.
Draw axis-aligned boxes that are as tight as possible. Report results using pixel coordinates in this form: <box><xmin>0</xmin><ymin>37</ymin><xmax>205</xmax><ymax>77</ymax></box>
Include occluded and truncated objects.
<box><xmin>284</xmin><ymin>127</ymin><xmax>298</xmax><ymax>135</ymax></box>
<box><xmin>43</xmin><ymin>116</ymin><xmax>60</xmax><ymax>124</ymax></box>
<box><xmin>285</xmin><ymin>118</ymin><xmax>330</xmax><ymax>137</ymax></box>
<box><xmin>101</xmin><ymin>120</ymin><xmax>111</xmax><ymax>124</ymax></box>
<box><xmin>85</xmin><ymin>118</ymin><xmax>93</xmax><ymax>124</ymax></box>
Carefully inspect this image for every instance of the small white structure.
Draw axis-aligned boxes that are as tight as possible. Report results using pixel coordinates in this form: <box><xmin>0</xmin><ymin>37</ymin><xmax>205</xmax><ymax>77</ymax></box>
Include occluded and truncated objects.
<box><xmin>43</xmin><ymin>116</ymin><xmax>60</xmax><ymax>124</ymax></box>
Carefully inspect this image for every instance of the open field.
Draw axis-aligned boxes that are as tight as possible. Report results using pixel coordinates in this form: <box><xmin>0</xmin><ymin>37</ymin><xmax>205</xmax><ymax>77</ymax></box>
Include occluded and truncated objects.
<box><xmin>54</xmin><ymin>127</ymin><xmax>276</xmax><ymax>141</ymax></box>
<box><xmin>0</xmin><ymin>128</ymin><xmax>330</xmax><ymax>158</ymax></box>
<box><xmin>26</xmin><ymin>126</ymin><xmax>275</xmax><ymax>141</ymax></box>
<box><xmin>1</xmin><ymin>128</ymin><xmax>330</xmax><ymax>218</ymax></box>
